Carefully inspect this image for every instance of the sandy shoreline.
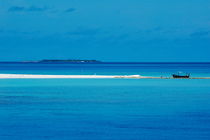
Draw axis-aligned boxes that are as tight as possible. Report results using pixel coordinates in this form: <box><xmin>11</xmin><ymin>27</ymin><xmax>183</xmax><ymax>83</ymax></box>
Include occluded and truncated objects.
<box><xmin>0</xmin><ymin>74</ymin><xmax>143</xmax><ymax>79</ymax></box>
<box><xmin>0</xmin><ymin>74</ymin><xmax>210</xmax><ymax>79</ymax></box>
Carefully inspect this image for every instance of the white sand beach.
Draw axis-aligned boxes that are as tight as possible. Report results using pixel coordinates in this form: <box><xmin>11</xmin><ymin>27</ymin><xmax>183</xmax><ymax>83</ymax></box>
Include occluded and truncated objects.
<box><xmin>1</xmin><ymin>74</ymin><xmax>209</xmax><ymax>79</ymax></box>
<box><xmin>0</xmin><ymin>74</ymin><xmax>142</xmax><ymax>79</ymax></box>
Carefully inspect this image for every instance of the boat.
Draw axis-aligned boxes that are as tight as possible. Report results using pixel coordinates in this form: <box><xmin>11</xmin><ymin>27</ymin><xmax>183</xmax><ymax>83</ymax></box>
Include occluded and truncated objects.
<box><xmin>172</xmin><ymin>72</ymin><xmax>190</xmax><ymax>78</ymax></box>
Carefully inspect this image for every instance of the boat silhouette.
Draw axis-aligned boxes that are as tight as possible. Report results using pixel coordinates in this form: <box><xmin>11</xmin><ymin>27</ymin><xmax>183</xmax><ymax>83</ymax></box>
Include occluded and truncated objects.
<box><xmin>172</xmin><ymin>72</ymin><xmax>190</xmax><ymax>78</ymax></box>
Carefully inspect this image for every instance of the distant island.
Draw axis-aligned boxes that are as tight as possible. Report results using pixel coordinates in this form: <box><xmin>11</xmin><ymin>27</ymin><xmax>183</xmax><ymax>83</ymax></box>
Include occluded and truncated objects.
<box><xmin>0</xmin><ymin>59</ymin><xmax>102</xmax><ymax>63</ymax></box>
<box><xmin>37</xmin><ymin>59</ymin><xmax>101</xmax><ymax>63</ymax></box>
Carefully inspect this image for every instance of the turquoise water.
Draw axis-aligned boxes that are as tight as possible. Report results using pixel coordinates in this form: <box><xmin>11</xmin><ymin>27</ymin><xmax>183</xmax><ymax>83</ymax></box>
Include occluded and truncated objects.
<box><xmin>0</xmin><ymin>63</ymin><xmax>210</xmax><ymax>140</ymax></box>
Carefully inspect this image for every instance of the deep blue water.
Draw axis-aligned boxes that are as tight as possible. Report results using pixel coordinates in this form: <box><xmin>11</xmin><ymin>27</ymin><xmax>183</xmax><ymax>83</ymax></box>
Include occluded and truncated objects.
<box><xmin>0</xmin><ymin>63</ymin><xmax>210</xmax><ymax>140</ymax></box>
<box><xmin>0</xmin><ymin>62</ymin><xmax>210</xmax><ymax>77</ymax></box>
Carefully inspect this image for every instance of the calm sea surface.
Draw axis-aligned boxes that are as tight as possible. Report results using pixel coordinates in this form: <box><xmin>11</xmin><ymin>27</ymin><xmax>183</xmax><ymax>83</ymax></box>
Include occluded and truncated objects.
<box><xmin>0</xmin><ymin>63</ymin><xmax>210</xmax><ymax>140</ymax></box>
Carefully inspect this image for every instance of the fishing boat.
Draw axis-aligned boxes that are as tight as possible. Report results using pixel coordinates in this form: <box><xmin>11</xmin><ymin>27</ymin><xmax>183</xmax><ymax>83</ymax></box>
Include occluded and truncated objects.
<box><xmin>172</xmin><ymin>72</ymin><xmax>190</xmax><ymax>78</ymax></box>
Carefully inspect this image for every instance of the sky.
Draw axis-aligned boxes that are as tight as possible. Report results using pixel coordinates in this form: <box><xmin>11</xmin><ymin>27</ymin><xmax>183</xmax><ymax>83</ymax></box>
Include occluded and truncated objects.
<box><xmin>0</xmin><ymin>0</ymin><xmax>210</xmax><ymax>62</ymax></box>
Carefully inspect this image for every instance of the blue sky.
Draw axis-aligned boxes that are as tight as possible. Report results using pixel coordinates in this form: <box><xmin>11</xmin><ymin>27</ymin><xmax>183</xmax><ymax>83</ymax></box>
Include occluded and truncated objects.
<box><xmin>0</xmin><ymin>0</ymin><xmax>210</xmax><ymax>62</ymax></box>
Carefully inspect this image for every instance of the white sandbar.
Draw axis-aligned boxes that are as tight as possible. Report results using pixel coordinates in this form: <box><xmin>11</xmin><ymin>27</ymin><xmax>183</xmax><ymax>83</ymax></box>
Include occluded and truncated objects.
<box><xmin>0</xmin><ymin>74</ymin><xmax>142</xmax><ymax>79</ymax></box>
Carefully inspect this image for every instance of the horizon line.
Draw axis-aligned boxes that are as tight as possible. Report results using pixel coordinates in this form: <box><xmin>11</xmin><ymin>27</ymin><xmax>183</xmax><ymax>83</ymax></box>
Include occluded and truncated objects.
<box><xmin>0</xmin><ymin>61</ymin><xmax>209</xmax><ymax>63</ymax></box>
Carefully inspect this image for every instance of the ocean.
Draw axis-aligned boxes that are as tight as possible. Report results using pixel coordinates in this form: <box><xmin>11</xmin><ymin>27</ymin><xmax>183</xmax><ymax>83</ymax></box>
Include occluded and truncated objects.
<box><xmin>0</xmin><ymin>62</ymin><xmax>210</xmax><ymax>140</ymax></box>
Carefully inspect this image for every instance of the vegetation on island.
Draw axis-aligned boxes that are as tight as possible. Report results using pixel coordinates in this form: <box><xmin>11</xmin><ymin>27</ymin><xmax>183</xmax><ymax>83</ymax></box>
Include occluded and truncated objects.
<box><xmin>38</xmin><ymin>59</ymin><xmax>101</xmax><ymax>63</ymax></box>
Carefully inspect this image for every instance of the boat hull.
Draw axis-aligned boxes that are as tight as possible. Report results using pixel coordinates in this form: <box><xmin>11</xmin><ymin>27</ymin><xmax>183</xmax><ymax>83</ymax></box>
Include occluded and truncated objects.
<box><xmin>172</xmin><ymin>74</ymin><xmax>190</xmax><ymax>78</ymax></box>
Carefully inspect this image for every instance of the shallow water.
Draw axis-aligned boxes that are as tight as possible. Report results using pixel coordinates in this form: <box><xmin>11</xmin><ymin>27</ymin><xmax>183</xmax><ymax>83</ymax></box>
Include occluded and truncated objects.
<box><xmin>0</xmin><ymin>63</ymin><xmax>210</xmax><ymax>140</ymax></box>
